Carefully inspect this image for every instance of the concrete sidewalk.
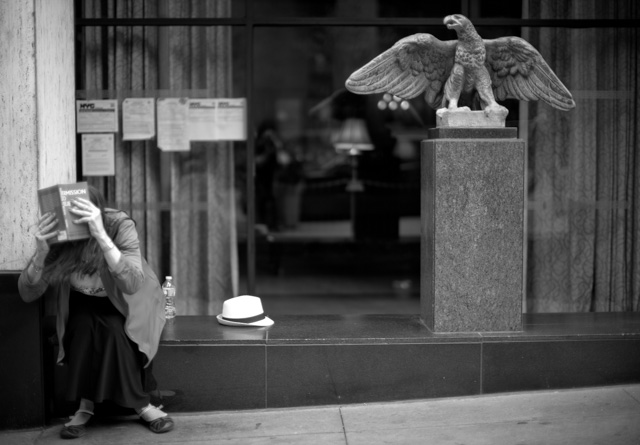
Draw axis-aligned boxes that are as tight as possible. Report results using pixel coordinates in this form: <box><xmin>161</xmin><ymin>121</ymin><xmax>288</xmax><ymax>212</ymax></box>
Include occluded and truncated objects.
<box><xmin>3</xmin><ymin>384</ymin><xmax>640</xmax><ymax>444</ymax></box>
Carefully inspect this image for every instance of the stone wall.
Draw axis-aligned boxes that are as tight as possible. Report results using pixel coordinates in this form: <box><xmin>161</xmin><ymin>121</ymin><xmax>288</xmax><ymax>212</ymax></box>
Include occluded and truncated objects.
<box><xmin>0</xmin><ymin>0</ymin><xmax>75</xmax><ymax>271</ymax></box>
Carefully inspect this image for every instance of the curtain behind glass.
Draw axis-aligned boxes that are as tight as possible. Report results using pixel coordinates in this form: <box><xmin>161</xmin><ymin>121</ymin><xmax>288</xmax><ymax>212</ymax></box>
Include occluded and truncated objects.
<box><xmin>527</xmin><ymin>0</ymin><xmax>640</xmax><ymax>312</ymax></box>
<box><xmin>81</xmin><ymin>0</ymin><xmax>238</xmax><ymax>315</ymax></box>
<box><xmin>81</xmin><ymin>1</ymin><xmax>163</xmax><ymax>279</ymax></box>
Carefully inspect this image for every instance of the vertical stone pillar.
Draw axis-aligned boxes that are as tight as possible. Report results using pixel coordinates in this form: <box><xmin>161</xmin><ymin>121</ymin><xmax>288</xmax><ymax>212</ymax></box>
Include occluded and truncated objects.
<box><xmin>0</xmin><ymin>0</ymin><xmax>75</xmax><ymax>271</ymax></box>
<box><xmin>421</xmin><ymin>127</ymin><xmax>525</xmax><ymax>332</ymax></box>
<box><xmin>0</xmin><ymin>0</ymin><xmax>75</xmax><ymax>429</ymax></box>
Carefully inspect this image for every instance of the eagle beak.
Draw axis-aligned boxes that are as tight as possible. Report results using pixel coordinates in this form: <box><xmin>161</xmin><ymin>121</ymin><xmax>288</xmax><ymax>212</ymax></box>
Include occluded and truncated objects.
<box><xmin>443</xmin><ymin>15</ymin><xmax>456</xmax><ymax>29</ymax></box>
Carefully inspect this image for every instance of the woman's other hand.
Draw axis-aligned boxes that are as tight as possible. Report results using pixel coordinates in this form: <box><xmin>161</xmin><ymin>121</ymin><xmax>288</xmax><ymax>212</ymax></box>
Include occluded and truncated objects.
<box><xmin>35</xmin><ymin>212</ymin><xmax>59</xmax><ymax>256</ymax></box>
<box><xmin>69</xmin><ymin>197</ymin><xmax>107</xmax><ymax>239</ymax></box>
<box><xmin>71</xmin><ymin>197</ymin><xmax>122</xmax><ymax>265</ymax></box>
<box><xmin>28</xmin><ymin>212</ymin><xmax>58</xmax><ymax>282</ymax></box>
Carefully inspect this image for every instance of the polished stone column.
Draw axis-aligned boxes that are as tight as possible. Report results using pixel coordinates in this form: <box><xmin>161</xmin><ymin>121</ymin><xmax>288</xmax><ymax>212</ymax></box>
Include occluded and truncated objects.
<box><xmin>0</xmin><ymin>0</ymin><xmax>74</xmax><ymax>430</ymax></box>
<box><xmin>421</xmin><ymin>127</ymin><xmax>525</xmax><ymax>332</ymax></box>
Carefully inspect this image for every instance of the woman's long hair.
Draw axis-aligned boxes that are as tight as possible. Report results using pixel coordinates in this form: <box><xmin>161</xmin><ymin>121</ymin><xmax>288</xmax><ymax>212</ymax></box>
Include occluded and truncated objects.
<box><xmin>43</xmin><ymin>185</ymin><xmax>119</xmax><ymax>285</ymax></box>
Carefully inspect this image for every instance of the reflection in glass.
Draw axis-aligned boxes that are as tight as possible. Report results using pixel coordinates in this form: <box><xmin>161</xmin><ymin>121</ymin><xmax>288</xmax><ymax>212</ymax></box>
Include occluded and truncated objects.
<box><xmin>252</xmin><ymin>26</ymin><xmax>424</xmax><ymax>312</ymax></box>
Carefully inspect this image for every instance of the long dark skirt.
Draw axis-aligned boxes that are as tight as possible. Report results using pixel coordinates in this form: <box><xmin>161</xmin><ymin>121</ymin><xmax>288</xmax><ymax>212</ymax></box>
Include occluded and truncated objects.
<box><xmin>64</xmin><ymin>290</ymin><xmax>150</xmax><ymax>409</ymax></box>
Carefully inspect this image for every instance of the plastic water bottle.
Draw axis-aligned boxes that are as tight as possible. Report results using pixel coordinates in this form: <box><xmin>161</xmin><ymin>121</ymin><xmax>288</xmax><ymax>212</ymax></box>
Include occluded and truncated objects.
<box><xmin>162</xmin><ymin>276</ymin><xmax>176</xmax><ymax>319</ymax></box>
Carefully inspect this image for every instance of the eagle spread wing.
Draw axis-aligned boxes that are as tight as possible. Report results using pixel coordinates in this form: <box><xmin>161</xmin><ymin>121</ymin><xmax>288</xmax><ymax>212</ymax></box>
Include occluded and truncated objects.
<box><xmin>484</xmin><ymin>37</ymin><xmax>575</xmax><ymax>111</ymax></box>
<box><xmin>345</xmin><ymin>34</ymin><xmax>457</xmax><ymax>110</ymax></box>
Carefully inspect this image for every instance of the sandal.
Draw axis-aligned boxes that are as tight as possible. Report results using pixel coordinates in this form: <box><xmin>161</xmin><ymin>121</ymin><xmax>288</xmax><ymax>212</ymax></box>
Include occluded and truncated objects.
<box><xmin>138</xmin><ymin>404</ymin><xmax>174</xmax><ymax>434</ymax></box>
<box><xmin>60</xmin><ymin>409</ymin><xmax>93</xmax><ymax>439</ymax></box>
<box><xmin>148</xmin><ymin>416</ymin><xmax>175</xmax><ymax>433</ymax></box>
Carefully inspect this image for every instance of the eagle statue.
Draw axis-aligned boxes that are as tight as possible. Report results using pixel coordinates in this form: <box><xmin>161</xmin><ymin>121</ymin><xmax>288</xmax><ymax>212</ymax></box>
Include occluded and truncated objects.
<box><xmin>345</xmin><ymin>14</ymin><xmax>575</xmax><ymax>117</ymax></box>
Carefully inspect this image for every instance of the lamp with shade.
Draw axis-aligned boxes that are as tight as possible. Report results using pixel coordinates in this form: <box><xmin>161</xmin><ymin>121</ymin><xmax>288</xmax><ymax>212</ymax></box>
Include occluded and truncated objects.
<box><xmin>332</xmin><ymin>118</ymin><xmax>375</xmax><ymax>237</ymax></box>
<box><xmin>333</xmin><ymin>118</ymin><xmax>374</xmax><ymax>192</ymax></box>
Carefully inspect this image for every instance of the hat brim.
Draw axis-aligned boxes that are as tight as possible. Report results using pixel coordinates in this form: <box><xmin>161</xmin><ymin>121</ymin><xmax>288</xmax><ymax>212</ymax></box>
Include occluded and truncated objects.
<box><xmin>216</xmin><ymin>314</ymin><xmax>274</xmax><ymax>327</ymax></box>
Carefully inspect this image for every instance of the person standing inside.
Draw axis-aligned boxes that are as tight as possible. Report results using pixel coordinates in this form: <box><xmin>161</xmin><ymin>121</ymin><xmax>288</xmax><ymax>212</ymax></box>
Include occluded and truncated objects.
<box><xmin>18</xmin><ymin>185</ymin><xmax>173</xmax><ymax>439</ymax></box>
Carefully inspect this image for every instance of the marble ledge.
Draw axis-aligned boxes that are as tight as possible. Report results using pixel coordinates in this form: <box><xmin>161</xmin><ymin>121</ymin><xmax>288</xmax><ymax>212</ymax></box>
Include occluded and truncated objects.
<box><xmin>159</xmin><ymin>313</ymin><xmax>640</xmax><ymax>345</ymax></box>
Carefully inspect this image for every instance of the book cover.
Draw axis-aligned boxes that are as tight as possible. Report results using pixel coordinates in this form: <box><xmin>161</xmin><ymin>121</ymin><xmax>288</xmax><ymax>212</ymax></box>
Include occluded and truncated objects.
<box><xmin>37</xmin><ymin>182</ymin><xmax>91</xmax><ymax>244</ymax></box>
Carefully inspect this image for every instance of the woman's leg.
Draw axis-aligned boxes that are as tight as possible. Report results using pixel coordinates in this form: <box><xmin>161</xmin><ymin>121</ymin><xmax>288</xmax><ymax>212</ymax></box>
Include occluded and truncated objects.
<box><xmin>65</xmin><ymin>292</ymin><xmax>172</xmax><ymax>434</ymax></box>
<box><xmin>65</xmin><ymin>292</ymin><xmax>99</xmax><ymax>403</ymax></box>
<box><xmin>60</xmin><ymin>293</ymin><xmax>100</xmax><ymax>439</ymax></box>
<box><xmin>64</xmin><ymin>398</ymin><xmax>94</xmax><ymax>427</ymax></box>
<box><xmin>65</xmin><ymin>293</ymin><xmax>148</xmax><ymax>408</ymax></box>
<box><xmin>90</xmin><ymin>297</ymin><xmax>172</xmax><ymax>433</ymax></box>
<box><xmin>91</xmin><ymin>299</ymin><xmax>150</xmax><ymax>408</ymax></box>
<box><xmin>136</xmin><ymin>404</ymin><xmax>174</xmax><ymax>434</ymax></box>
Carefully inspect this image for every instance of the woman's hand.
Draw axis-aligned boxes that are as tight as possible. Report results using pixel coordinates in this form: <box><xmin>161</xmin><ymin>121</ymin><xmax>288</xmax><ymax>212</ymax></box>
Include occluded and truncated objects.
<box><xmin>69</xmin><ymin>197</ymin><xmax>107</xmax><ymax>240</ymax></box>
<box><xmin>34</xmin><ymin>212</ymin><xmax>59</xmax><ymax>256</ymax></box>
<box><xmin>71</xmin><ymin>197</ymin><xmax>122</xmax><ymax>265</ymax></box>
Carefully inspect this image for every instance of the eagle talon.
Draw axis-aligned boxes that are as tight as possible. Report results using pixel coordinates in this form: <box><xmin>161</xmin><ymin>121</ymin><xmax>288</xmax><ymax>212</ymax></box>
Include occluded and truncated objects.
<box><xmin>483</xmin><ymin>104</ymin><xmax>509</xmax><ymax>118</ymax></box>
<box><xmin>437</xmin><ymin>106</ymin><xmax>471</xmax><ymax>118</ymax></box>
<box><xmin>484</xmin><ymin>104</ymin><xmax>509</xmax><ymax>121</ymax></box>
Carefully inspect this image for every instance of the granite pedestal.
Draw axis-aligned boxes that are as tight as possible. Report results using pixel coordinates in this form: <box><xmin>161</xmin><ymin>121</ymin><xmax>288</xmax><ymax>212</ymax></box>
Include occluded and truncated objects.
<box><xmin>421</xmin><ymin>127</ymin><xmax>525</xmax><ymax>332</ymax></box>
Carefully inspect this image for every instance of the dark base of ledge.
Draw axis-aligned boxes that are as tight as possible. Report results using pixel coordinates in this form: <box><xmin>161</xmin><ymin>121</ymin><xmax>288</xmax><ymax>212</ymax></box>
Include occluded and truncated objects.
<box><xmin>0</xmin><ymin>272</ymin><xmax>45</xmax><ymax>430</ymax></box>
<box><xmin>428</xmin><ymin>127</ymin><xmax>518</xmax><ymax>139</ymax></box>
<box><xmin>5</xmin><ymin>287</ymin><xmax>639</xmax><ymax>427</ymax></box>
<box><xmin>150</xmin><ymin>313</ymin><xmax>640</xmax><ymax>412</ymax></box>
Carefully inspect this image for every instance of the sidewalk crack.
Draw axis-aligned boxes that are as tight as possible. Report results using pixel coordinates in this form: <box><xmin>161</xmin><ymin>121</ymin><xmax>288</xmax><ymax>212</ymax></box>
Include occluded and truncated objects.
<box><xmin>339</xmin><ymin>406</ymin><xmax>349</xmax><ymax>445</ymax></box>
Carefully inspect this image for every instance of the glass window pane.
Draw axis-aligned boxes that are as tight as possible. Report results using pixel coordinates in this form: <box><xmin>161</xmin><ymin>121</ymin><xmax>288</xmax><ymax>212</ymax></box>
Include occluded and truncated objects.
<box><xmin>77</xmin><ymin>25</ymin><xmax>248</xmax><ymax>314</ymax></box>
<box><xmin>253</xmin><ymin>26</ymin><xmax>424</xmax><ymax>312</ymax></box>
<box><xmin>522</xmin><ymin>25</ymin><xmax>639</xmax><ymax>312</ymax></box>
<box><xmin>478</xmin><ymin>0</ymin><xmax>522</xmax><ymax>18</ymax></box>
<box><xmin>528</xmin><ymin>0</ymin><xmax>636</xmax><ymax>20</ymax></box>
<box><xmin>73</xmin><ymin>2</ymin><xmax>639</xmax><ymax>315</ymax></box>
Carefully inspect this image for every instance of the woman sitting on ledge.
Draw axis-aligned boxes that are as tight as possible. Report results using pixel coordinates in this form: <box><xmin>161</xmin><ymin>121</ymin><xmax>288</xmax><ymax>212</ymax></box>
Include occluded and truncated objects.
<box><xmin>18</xmin><ymin>185</ymin><xmax>173</xmax><ymax>439</ymax></box>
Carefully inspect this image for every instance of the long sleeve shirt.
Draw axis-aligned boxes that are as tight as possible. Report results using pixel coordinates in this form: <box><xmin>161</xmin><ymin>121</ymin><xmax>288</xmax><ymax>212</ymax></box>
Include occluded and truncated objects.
<box><xmin>18</xmin><ymin>210</ymin><xmax>166</xmax><ymax>368</ymax></box>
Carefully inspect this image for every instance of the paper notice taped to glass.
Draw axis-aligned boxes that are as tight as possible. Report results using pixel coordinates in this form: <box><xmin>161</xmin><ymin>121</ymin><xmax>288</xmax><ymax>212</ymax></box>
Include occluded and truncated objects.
<box><xmin>215</xmin><ymin>98</ymin><xmax>246</xmax><ymax>141</ymax></box>
<box><xmin>123</xmin><ymin>98</ymin><xmax>155</xmax><ymax>141</ymax></box>
<box><xmin>187</xmin><ymin>98</ymin><xmax>247</xmax><ymax>142</ymax></box>
<box><xmin>157</xmin><ymin>98</ymin><xmax>190</xmax><ymax>151</ymax></box>
<box><xmin>76</xmin><ymin>100</ymin><xmax>119</xmax><ymax>133</ymax></box>
<box><xmin>81</xmin><ymin>133</ymin><xmax>115</xmax><ymax>176</ymax></box>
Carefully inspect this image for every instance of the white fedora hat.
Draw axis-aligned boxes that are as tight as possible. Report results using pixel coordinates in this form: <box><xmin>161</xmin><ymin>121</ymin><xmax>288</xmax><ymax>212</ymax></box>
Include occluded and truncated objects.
<box><xmin>217</xmin><ymin>295</ymin><xmax>274</xmax><ymax>327</ymax></box>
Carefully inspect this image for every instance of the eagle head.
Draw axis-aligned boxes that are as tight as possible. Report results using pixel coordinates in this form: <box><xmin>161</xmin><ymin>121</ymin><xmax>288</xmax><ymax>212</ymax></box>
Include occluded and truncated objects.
<box><xmin>443</xmin><ymin>14</ymin><xmax>468</xmax><ymax>32</ymax></box>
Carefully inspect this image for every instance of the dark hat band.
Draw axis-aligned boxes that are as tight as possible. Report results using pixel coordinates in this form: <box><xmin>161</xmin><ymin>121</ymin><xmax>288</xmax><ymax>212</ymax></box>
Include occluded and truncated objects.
<box><xmin>222</xmin><ymin>312</ymin><xmax>266</xmax><ymax>323</ymax></box>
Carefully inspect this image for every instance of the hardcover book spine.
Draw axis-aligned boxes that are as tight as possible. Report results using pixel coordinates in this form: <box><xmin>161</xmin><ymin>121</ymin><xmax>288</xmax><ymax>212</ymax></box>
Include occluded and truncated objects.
<box><xmin>37</xmin><ymin>186</ymin><xmax>65</xmax><ymax>245</ymax></box>
<box><xmin>57</xmin><ymin>187</ymin><xmax>70</xmax><ymax>242</ymax></box>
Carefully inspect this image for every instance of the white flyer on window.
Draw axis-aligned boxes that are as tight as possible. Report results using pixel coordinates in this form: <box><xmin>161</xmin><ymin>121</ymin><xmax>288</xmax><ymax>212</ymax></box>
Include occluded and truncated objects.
<box><xmin>215</xmin><ymin>98</ymin><xmax>247</xmax><ymax>141</ymax></box>
<box><xmin>187</xmin><ymin>99</ymin><xmax>217</xmax><ymax>141</ymax></box>
<box><xmin>81</xmin><ymin>133</ymin><xmax>115</xmax><ymax>176</ymax></box>
<box><xmin>122</xmin><ymin>98</ymin><xmax>155</xmax><ymax>140</ymax></box>
<box><xmin>76</xmin><ymin>100</ymin><xmax>119</xmax><ymax>133</ymax></box>
<box><xmin>157</xmin><ymin>98</ymin><xmax>190</xmax><ymax>151</ymax></box>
